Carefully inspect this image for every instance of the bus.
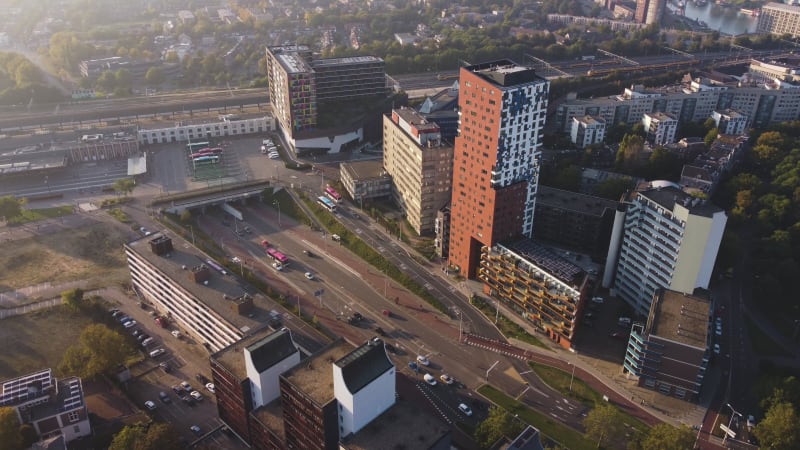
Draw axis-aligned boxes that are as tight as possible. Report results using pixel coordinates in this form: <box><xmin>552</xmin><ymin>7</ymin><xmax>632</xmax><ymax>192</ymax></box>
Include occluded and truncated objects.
<box><xmin>192</xmin><ymin>155</ymin><xmax>219</xmax><ymax>165</ymax></box>
<box><xmin>325</xmin><ymin>186</ymin><xmax>342</xmax><ymax>203</ymax></box>
<box><xmin>186</xmin><ymin>141</ymin><xmax>210</xmax><ymax>152</ymax></box>
<box><xmin>266</xmin><ymin>247</ymin><xmax>289</xmax><ymax>265</ymax></box>
<box><xmin>317</xmin><ymin>196</ymin><xmax>337</xmax><ymax>212</ymax></box>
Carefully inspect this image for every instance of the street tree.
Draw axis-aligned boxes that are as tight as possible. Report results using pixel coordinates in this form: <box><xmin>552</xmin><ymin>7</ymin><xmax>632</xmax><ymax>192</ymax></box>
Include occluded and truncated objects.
<box><xmin>753</xmin><ymin>401</ymin><xmax>800</xmax><ymax>450</ymax></box>
<box><xmin>144</xmin><ymin>67</ymin><xmax>165</xmax><ymax>86</ymax></box>
<box><xmin>615</xmin><ymin>133</ymin><xmax>645</xmax><ymax>172</ymax></box>
<box><xmin>61</xmin><ymin>288</ymin><xmax>84</xmax><ymax>311</ymax></box>
<box><xmin>0</xmin><ymin>406</ymin><xmax>23</xmax><ymax>450</ymax></box>
<box><xmin>59</xmin><ymin>324</ymin><xmax>132</xmax><ymax>379</ymax></box>
<box><xmin>113</xmin><ymin>178</ymin><xmax>136</xmax><ymax>196</ymax></box>
<box><xmin>629</xmin><ymin>423</ymin><xmax>694</xmax><ymax>450</ymax></box>
<box><xmin>583</xmin><ymin>404</ymin><xmax>623</xmax><ymax>448</ymax></box>
<box><xmin>704</xmin><ymin>128</ymin><xmax>719</xmax><ymax>147</ymax></box>
<box><xmin>474</xmin><ymin>407</ymin><xmax>524</xmax><ymax>449</ymax></box>
<box><xmin>0</xmin><ymin>195</ymin><xmax>24</xmax><ymax>220</ymax></box>
<box><xmin>109</xmin><ymin>422</ymin><xmax>182</xmax><ymax>450</ymax></box>
<box><xmin>593</xmin><ymin>177</ymin><xmax>634</xmax><ymax>201</ymax></box>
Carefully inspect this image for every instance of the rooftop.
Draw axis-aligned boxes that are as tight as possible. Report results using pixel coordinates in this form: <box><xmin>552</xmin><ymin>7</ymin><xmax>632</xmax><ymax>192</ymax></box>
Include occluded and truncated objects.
<box><xmin>282</xmin><ymin>339</ymin><xmax>353</xmax><ymax>405</ymax></box>
<box><xmin>467</xmin><ymin>59</ymin><xmax>546</xmax><ymax>88</ymax></box>
<box><xmin>506</xmin><ymin>239</ymin><xmax>587</xmax><ymax>287</ymax></box>
<box><xmin>247</xmin><ymin>329</ymin><xmax>298</xmax><ymax>373</ymax></box>
<box><xmin>649</xmin><ymin>289</ymin><xmax>710</xmax><ymax>349</ymax></box>
<box><xmin>634</xmin><ymin>182</ymin><xmax>722</xmax><ymax>218</ymax></box>
<box><xmin>212</xmin><ymin>327</ymin><xmax>281</xmax><ymax>381</ymax></box>
<box><xmin>573</xmin><ymin>115</ymin><xmax>605</xmax><ymax>125</ymax></box>
<box><xmin>312</xmin><ymin>56</ymin><xmax>383</xmax><ymax>67</ymax></box>
<box><xmin>418</xmin><ymin>82</ymin><xmax>459</xmax><ymax>114</ymax></box>
<box><xmin>341</xmin><ymin>392</ymin><xmax>449</xmax><ymax>449</ymax></box>
<box><xmin>537</xmin><ymin>186</ymin><xmax>618</xmax><ymax>218</ymax></box>
<box><xmin>394</xmin><ymin>107</ymin><xmax>440</xmax><ymax>134</ymax></box>
<box><xmin>250</xmin><ymin>399</ymin><xmax>285</xmax><ymax>440</ymax></box>
<box><xmin>335</xmin><ymin>338</ymin><xmax>394</xmax><ymax>394</ymax></box>
<box><xmin>126</xmin><ymin>231</ymin><xmax>270</xmax><ymax>338</ymax></box>
<box><xmin>763</xmin><ymin>1</ymin><xmax>800</xmax><ymax>13</ymax></box>
<box><xmin>341</xmin><ymin>160</ymin><xmax>389</xmax><ymax>180</ymax></box>
<box><xmin>276</xmin><ymin>53</ymin><xmax>311</xmax><ymax>74</ymax></box>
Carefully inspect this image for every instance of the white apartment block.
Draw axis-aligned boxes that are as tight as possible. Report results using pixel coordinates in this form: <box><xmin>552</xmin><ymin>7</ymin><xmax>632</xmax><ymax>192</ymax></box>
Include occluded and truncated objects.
<box><xmin>758</xmin><ymin>2</ymin><xmax>800</xmax><ymax>38</ymax></box>
<box><xmin>570</xmin><ymin>115</ymin><xmax>606</xmax><ymax>148</ymax></box>
<box><xmin>554</xmin><ymin>77</ymin><xmax>800</xmax><ymax>134</ymax></box>
<box><xmin>604</xmin><ymin>182</ymin><xmax>727</xmax><ymax>316</ymax></box>
<box><xmin>126</xmin><ymin>233</ymin><xmax>265</xmax><ymax>353</ymax></box>
<box><xmin>643</xmin><ymin>112</ymin><xmax>678</xmax><ymax>145</ymax></box>
<box><xmin>383</xmin><ymin>107</ymin><xmax>453</xmax><ymax>235</ymax></box>
<box><xmin>711</xmin><ymin>109</ymin><xmax>749</xmax><ymax>135</ymax></box>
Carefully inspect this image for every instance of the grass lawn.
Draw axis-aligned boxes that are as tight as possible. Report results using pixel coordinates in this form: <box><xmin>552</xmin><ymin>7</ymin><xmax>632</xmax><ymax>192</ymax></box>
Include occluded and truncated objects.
<box><xmin>529</xmin><ymin>362</ymin><xmax>651</xmax><ymax>436</ymax></box>
<box><xmin>478</xmin><ymin>385</ymin><xmax>598</xmax><ymax>450</ymax></box>
<box><xmin>7</xmin><ymin>205</ymin><xmax>74</xmax><ymax>225</ymax></box>
<box><xmin>0</xmin><ymin>305</ymin><xmax>96</xmax><ymax>379</ymax></box>
<box><xmin>470</xmin><ymin>296</ymin><xmax>550</xmax><ymax>349</ymax></box>
<box><xmin>744</xmin><ymin>315</ymin><xmax>793</xmax><ymax>358</ymax></box>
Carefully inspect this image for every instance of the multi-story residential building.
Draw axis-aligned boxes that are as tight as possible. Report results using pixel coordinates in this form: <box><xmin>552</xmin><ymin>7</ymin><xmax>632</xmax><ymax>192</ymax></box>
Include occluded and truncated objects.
<box><xmin>125</xmin><ymin>233</ymin><xmax>270</xmax><ymax>353</ymax></box>
<box><xmin>758</xmin><ymin>2</ymin><xmax>800</xmax><ymax>38</ymax></box>
<box><xmin>265</xmin><ymin>45</ymin><xmax>387</xmax><ymax>154</ymax></box>
<box><xmin>448</xmin><ymin>59</ymin><xmax>550</xmax><ymax>278</ymax></box>
<box><xmin>383</xmin><ymin>107</ymin><xmax>454</xmax><ymax>235</ymax></box>
<box><xmin>479</xmin><ymin>240</ymin><xmax>590</xmax><ymax>349</ymax></box>
<box><xmin>553</xmin><ymin>76</ymin><xmax>800</xmax><ymax>134</ymax></box>
<box><xmin>642</xmin><ymin>112</ymin><xmax>678</xmax><ymax>146</ymax></box>
<box><xmin>603</xmin><ymin>182</ymin><xmax>727</xmax><ymax>316</ymax></box>
<box><xmin>211</xmin><ymin>328</ymin><xmax>301</xmax><ymax>446</ymax></box>
<box><xmin>435</xmin><ymin>205</ymin><xmax>451</xmax><ymax>259</ymax></box>
<box><xmin>339</xmin><ymin>398</ymin><xmax>451</xmax><ymax>450</ymax></box>
<box><xmin>534</xmin><ymin>186</ymin><xmax>618</xmax><ymax>260</ymax></box>
<box><xmin>418</xmin><ymin>83</ymin><xmax>460</xmax><ymax>143</ymax></box>
<box><xmin>0</xmin><ymin>369</ymin><xmax>91</xmax><ymax>444</ymax></box>
<box><xmin>711</xmin><ymin>109</ymin><xmax>748</xmax><ymax>135</ymax></box>
<box><xmin>680</xmin><ymin>134</ymin><xmax>746</xmax><ymax>195</ymax></box>
<box><xmin>623</xmin><ymin>289</ymin><xmax>712</xmax><ymax>401</ymax></box>
<box><xmin>570</xmin><ymin>115</ymin><xmax>606</xmax><ymax>148</ymax></box>
<box><xmin>635</xmin><ymin>0</ymin><xmax>665</xmax><ymax>24</ymax></box>
<box><xmin>748</xmin><ymin>55</ymin><xmax>800</xmax><ymax>83</ymax></box>
<box><xmin>339</xmin><ymin>160</ymin><xmax>392</xmax><ymax>205</ymax></box>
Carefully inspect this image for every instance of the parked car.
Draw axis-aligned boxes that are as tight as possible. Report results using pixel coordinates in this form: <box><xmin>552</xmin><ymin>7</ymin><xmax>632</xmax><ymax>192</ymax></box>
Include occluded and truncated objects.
<box><xmin>124</xmin><ymin>320</ymin><xmax>137</xmax><ymax>328</ymax></box>
<box><xmin>423</xmin><ymin>374</ymin><xmax>437</xmax><ymax>386</ymax></box>
<box><xmin>180</xmin><ymin>381</ymin><xmax>193</xmax><ymax>392</ymax></box>
<box><xmin>713</xmin><ymin>344</ymin><xmax>720</xmax><ymax>354</ymax></box>
<box><xmin>149</xmin><ymin>348</ymin><xmax>165</xmax><ymax>358</ymax></box>
<box><xmin>190</xmin><ymin>425</ymin><xmax>202</xmax><ymax>435</ymax></box>
<box><xmin>408</xmin><ymin>361</ymin><xmax>419</xmax><ymax>372</ymax></box>
<box><xmin>440</xmin><ymin>374</ymin><xmax>454</xmax><ymax>385</ymax></box>
<box><xmin>144</xmin><ymin>400</ymin><xmax>156</xmax><ymax>410</ymax></box>
<box><xmin>158</xmin><ymin>392</ymin><xmax>171</xmax><ymax>403</ymax></box>
<box><xmin>196</xmin><ymin>373</ymin><xmax>209</xmax><ymax>384</ymax></box>
<box><xmin>159</xmin><ymin>362</ymin><xmax>171</xmax><ymax>373</ymax></box>
<box><xmin>591</xmin><ymin>296</ymin><xmax>605</xmax><ymax>304</ymax></box>
<box><xmin>304</xmin><ymin>272</ymin><xmax>315</xmax><ymax>280</ymax></box>
<box><xmin>458</xmin><ymin>403</ymin><xmax>473</xmax><ymax>416</ymax></box>
<box><xmin>416</xmin><ymin>355</ymin><xmax>430</xmax><ymax>366</ymax></box>
<box><xmin>190</xmin><ymin>391</ymin><xmax>204</xmax><ymax>401</ymax></box>
<box><xmin>172</xmin><ymin>385</ymin><xmax>183</xmax><ymax>395</ymax></box>
<box><xmin>205</xmin><ymin>383</ymin><xmax>216</xmax><ymax>394</ymax></box>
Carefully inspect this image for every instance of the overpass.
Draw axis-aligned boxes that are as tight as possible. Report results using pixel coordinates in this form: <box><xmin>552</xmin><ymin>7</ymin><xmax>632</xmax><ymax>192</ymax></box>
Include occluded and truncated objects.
<box><xmin>150</xmin><ymin>180</ymin><xmax>272</xmax><ymax>215</ymax></box>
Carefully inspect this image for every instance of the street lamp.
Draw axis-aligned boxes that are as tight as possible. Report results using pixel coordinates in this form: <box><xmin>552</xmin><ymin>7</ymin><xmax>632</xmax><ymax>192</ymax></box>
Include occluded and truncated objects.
<box><xmin>723</xmin><ymin>403</ymin><xmax>742</xmax><ymax>444</ymax></box>
<box><xmin>272</xmin><ymin>200</ymin><xmax>281</xmax><ymax>227</ymax></box>
<box><xmin>186</xmin><ymin>224</ymin><xmax>195</xmax><ymax>246</ymax></box>
<box><xmin>568</xmin><ymin>362</ymin><xmax>576</xmax><ymax>392</ymax></box>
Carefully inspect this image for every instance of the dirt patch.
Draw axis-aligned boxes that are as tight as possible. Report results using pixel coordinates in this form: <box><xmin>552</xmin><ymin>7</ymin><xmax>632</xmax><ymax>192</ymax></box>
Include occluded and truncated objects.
<box><xmin>0</xmin><ymin>220</ymin><xmax>130</xmax><ymax>292</ymax></box>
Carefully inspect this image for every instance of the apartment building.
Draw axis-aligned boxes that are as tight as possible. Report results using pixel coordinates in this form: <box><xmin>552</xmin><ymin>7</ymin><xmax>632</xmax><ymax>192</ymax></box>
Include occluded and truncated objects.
<box><xmin>339</xmin><ymin>160</ymin><xmax>392</xmax><ymax>205</ymax></box>
<box><xmin>0</xmin><ymin>369</ymin><xmax>91</xmax><ymax>444</ymax></box>
<box><xmin>635</xmin><ymin>0</ymin><xmax>665</xmax><ymax>24</ymax></box>
<box><xmin>570</xmin><ymin>115</ymin><xmax>606</xmax><ymax>148</ymax></box>
<box><xmin>758</xmin><ymin>2</ymin><xmax>800</xmax><ymax>38</ymax></box>
<box><xmin>624</xmin><ymin>289</ymin><xmax>712</xmax><ymax>402</ymax></box>
<box><xmin>125</xmin><ymin>233</ymin><xmax>269</xmax><ymax>353</ymax></box>
<box><xmin>383</xmin><ymin>107</ymin><xmax>454</xmax><ymax>235</ymax></box>
<box><xmin>418</xmin><ymin>83</ymin><xmax>460</xmax><ymax>143</ymax></box>
<box><xmin>448</xmin><ymin>59</ymin><xmax>550</xmax><ymax>278</ymax></box>
<box><xmin>642</xmin><ymin>112</ymin><xmax>678</xmax><ymax>146</ymax></box>
<box><xmin>748</xmin><ymin>55</ymin><xmax>800</xmax><ymax>83</ymax></box>
<box><xmin>534</xmin><ymin>186</ymin><xmax>618</xmax><ymax>260</ymax></box>
<box><xmin>711</xmin><ymin>109</ymin><xmax>748</xmax><ymax>135</ymax></box>
<box><xmin>553</xmin><ymin>76</ymin><xmax>800</xmax><ymax>134</ymax></box>
<box><xmin>603</xmin><ymin>182</ymin><xmax>727</xmax><ymax>316</ymax></box>
<box><xmin>479</xmin><ymin>240</ymin><xmax>590</xmax><ymax>349</ymax></box>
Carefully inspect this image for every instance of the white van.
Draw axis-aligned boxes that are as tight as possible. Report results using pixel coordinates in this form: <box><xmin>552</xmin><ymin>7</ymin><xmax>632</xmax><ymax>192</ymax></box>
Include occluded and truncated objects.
<box><xmin>141</xmin><ymin>337</ymin><xmax>155</xmax><ymax>346</ymax></box>
<box><xmin>149</xmin><ymin>348</ymin><xmax>165</xmax><ymax>358</ymax></box>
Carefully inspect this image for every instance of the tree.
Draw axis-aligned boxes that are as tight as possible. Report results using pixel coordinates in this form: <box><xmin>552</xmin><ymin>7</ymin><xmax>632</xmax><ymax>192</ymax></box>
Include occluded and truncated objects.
<box><xmin>704</xmin><ymin>128</ymin><xmax>719</xmax><ymax>147</ymax></box>
<box><xmin>144</xmin><ymin>67</ymin><xmax>165</xmax><ymax>86</ymax></box>
<box><xmin>0</xmin><ymin>195</ymin><xmax>24</xmax><ymax>220</ymax></box>
<box><xmin>616</xmin><ymin>134</ymin><xmax>645</xmax><ymax>172</ymax></box>
<box><xmin>110</xmin><ymin>422</ymin><xmax>182</xmax><ymax>450</ymax></box>
<box><xmin>113</xmin><ymin>178</ymin><xmax>136</xmax><ymax>196</ymax></box>
<box><xmin>630</xmin><ymin>423</ymin><xmax>695</xmax><ymax>450</ymax></box>
<box><xmin>18</xmin><ymin>424</ymin><xmax>37</xmax><ymax>448</ymax></box>
<box><xmin>593</xmin><ymin>177</ymin><xmax>634</xmax><ymax>200</ymax></box>
<box><xmin>0</xmin><ymin>407</ymin><xmax>23</xmax><ymax>450</ymax></box>
<box><xmin>474</xmin><ymin>407</ymin><xmax>524</xmax><ymax>448</ymax></box>
<box><xmin>180</xmin><ymin>209</ymin><xmax>192</xmax><ymax>223</ymax></box>
<box><xmin>59</xmin><ymin>324</ymin><xmax>132</xmax><ymax>379</ymax></box>
<box><xmin>753</xmin><ymin>401</ymin><xmax>800</xmax><ymax>450</ymax></box>
<box><xmin>61</xmin><ymin>287</ymin><xmax>84</xmax><ymax>311</ymax></box>
<box><xmin>583</xmin><ymin>404</ymin><xmax>623</xmax><ymax>448</ymax></box>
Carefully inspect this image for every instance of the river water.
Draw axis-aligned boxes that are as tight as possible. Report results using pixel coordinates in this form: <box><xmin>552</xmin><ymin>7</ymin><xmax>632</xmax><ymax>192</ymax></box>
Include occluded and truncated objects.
<box><xmin>669</xmin><ymin>2</ymin><xmax>759</xmax><ymax>36</ymax></box>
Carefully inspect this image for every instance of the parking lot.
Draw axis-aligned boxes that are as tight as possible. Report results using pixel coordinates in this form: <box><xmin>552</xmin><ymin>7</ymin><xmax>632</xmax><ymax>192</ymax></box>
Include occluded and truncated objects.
<box><xmin>107</xmin><ymin>295</ymin><xmax>245</xmax><ymax>448</ymax></box>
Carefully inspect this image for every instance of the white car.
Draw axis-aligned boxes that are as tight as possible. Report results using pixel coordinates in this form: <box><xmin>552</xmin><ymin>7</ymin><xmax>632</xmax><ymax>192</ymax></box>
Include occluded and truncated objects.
<box><xmin>423</xmin><ymin>374</ymin><xmax>437</xmax><ymax>386</ymax></box>
<box><xmin>124</xmin><ymin>320</ymin><xmax>137</xmax><ymax>328</ymax></box>
<box><xmin>190</xmin><ymin>425</ymin><xmax>202</xmax><ymax>435</ymax></box>
<box><xmin>269</xmin><ymin>154</ymin><xmax>280</xmax><ymax>160</ymax></box>
<box><xmin>747</xmin><ymin>415</ymin><xmax>756</xmax><ymax>429</ymax></box>
<box><xmin>591</xmin><ymin>296</ymin><xmax>605</xmax><ymax>304</ymax></box>
<box><xmin>190</xmin><ymin>390</ymin><xmax>204</xmax><ymax>401</ymax></box>
<box><xmin>416</xmin><ymin>355</ymin><xmax>430</xmax><ymax>366</ymax></box>
<box><xmin>180</xmin><ymin>381</ymin><xmax>193</xmax><ymax>392</ymax></box>
<box><xmin>713</xmin><ymin>344</ymin><xmax>720</xmax><ymax>354</ymax></box>
<box><xmin>205</xmin><ymin>383</ymin><xmax>216</xmax><ymax>394</ymax></box>
<box><xmin>272</xmin><ymin>262</ymin><xmax>283</xmax><ymax>271</ymax></box>
<box><xmin>440</xmin><ymin>374</ymin><xmax>454</xmax><ymax>385</ymax></box>
<box><xmin>144</xmin><ymin>400</ymin><xmax>156</xmax><ymax>410</ymax></box>
<box><xmin>458</xmin><ymin>403</ymin><xmax>473</xmax><ymax>416</ymax></box>
<box><xmin>304</xmin><ymin>272</ymin><xmax>315</xmax><ymax>280</ymax></box>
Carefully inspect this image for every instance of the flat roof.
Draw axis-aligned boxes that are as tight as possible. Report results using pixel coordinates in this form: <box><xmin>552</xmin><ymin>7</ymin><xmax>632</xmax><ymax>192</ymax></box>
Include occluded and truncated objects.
<box><xmin>250</xmin><ymin>399</ymin><xmax>285</xmax><ymax>440</ymax></box>
<box><xmin>341</xmin><ymin>395</ymin><xmax>449</xmax><ymax>450</ymax></box>
<box><xmin>467</xmin><ymin>59</ymin><xmax>546</xmax><ymax>87</ymax></box>
<box><xmin>126</xmin><ymin>231</ymin><xmax>268</xmax><ymax>335</ymax></box>
<box><xmin>394</xmin><ymin>108</ymin><xmax>440</xmax><ymax>133</ymax></box>
<box><xmin>282</xmin><ymin>339</ymin><xmax>353</xmax><ymax>405</ymax></box>
<box><xmin>637</xmin><ymin>184</ymin><xmax>722</xmax><ymax>218</ymax></box>
<box><xmin>341</xmin><ymin>160</ymin><xmax>388</xmax><ymax>179</ymax></box>
<box><xmin>276</xmin><ymin>53</ymin><xmax>312</xmax><ymax>74</ymax></box>
<box><xmin>537</xmin><ymin>186</ymin><xmax>617</xmax><ymax>218</ymax></box>
<box><xmin>212</xmin><ymin>327</ymin><xmax>278</xmax><ymax>381</ymax></box>
<box><xmin>312</xmin><ymin>56</ymin><xmax>383</xmax><ymax>67</ymax></box>
<box><xmin>649</xmin><ymin>289</ymin><xmax>710</xmax><ymax>349</ymax></box>
<box><xmin>506</xmin><ymin>239</ymin><xmax>586</xmax><ymax>287</ymax></box>
<box><xmin>763</xmin><ymin>2</ymin><xmax>800</xmax><ymax>13</ymax></box>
